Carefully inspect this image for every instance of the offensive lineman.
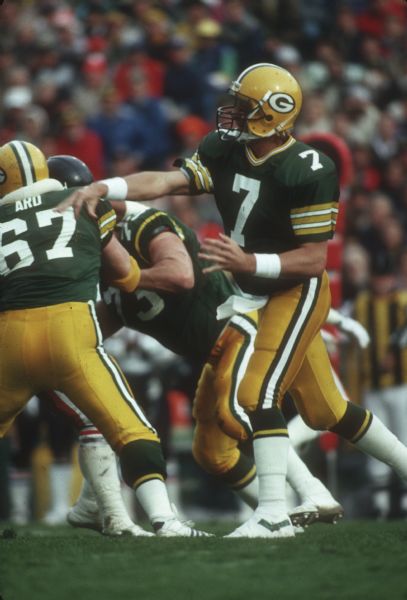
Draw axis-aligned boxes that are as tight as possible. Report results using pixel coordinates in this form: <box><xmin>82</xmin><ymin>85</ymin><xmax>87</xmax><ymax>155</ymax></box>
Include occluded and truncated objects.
<box><xmin>0</xmin><ymin>141</ymin><xmax>211</xmax><ymax>538</ymax></box>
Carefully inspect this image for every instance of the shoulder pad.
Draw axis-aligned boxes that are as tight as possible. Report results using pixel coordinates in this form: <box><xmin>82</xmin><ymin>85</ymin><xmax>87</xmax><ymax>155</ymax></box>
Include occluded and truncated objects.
<box><xmin>294</xmin><ymin>141</ymin><xmax>337</xmax><ymax>174</ymax></box>
<box><xmin>199</xmin><ymin>131</ymin><xmax>234</xmax><ymax>160</ymax></box>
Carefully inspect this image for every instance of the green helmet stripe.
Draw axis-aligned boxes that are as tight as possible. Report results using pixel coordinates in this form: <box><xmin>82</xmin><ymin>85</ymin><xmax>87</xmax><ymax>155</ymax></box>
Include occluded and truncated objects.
<box><xmin>10</xmin><ymin>141</ymin><xmax>35</xmax><ymax>186</ymax></box>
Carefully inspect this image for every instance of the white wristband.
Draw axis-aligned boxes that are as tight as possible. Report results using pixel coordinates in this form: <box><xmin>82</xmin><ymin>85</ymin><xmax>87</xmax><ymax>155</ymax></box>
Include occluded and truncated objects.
<box><xmin>99</xmin><ymin>177</ymin><xmax>128</xmax><ymax>201</ymax></box>
<box><xmin>254</xmin><ymin>253</ymin><xmax>281</xmax><ymax>279</ymax></box>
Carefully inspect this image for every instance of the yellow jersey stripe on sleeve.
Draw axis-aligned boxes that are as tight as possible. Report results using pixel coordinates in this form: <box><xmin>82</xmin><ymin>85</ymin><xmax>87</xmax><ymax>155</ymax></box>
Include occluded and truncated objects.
<box><xmin>291</xmin><ymin>213</ymin><xmax>338</xmax><ymax>226</ymax></box>
<box><xmin>290</xmin><ymin>202</ymin><xmax>338</xmax><ymax>216</ymax></box>
<box><xmin>98</xmin><ymin>210</ymin><xmax>117</xmax><ymax>239</ymax></box>
<box><xmin>290</xmin><ymin>202</ymin><xmax>338</xmax><ymax>236</ymax></box>
<box><xmin>291</xmin><ymin>208</ymin><xmax>338</xmax><ymax>222</ymax></box>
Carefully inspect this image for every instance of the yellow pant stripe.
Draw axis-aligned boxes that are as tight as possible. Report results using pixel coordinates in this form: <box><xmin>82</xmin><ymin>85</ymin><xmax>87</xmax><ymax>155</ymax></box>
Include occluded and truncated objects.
<box><xmin>253</xmin><ymin>428</ymin><xmax>288</xmax><ymax>439</ymax></box>
<box><xmin>133</xmin><ymin>473</ymin><xmax>165</xmax><ymax>490</ymax></box>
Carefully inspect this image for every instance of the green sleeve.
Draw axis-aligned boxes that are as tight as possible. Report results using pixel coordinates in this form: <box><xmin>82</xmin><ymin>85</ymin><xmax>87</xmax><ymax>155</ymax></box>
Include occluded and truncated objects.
<box><xmin>289</xmin><ymin>170</ymin><xmax>340</xmax><ymax>243</ymax></box>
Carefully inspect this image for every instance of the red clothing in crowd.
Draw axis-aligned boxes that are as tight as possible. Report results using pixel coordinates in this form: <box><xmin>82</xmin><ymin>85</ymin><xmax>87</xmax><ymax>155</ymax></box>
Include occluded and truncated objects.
<box><xmin>53</xmin><ymin>127</ymin><xmax>106</xmax><ymax>180</ymax></box>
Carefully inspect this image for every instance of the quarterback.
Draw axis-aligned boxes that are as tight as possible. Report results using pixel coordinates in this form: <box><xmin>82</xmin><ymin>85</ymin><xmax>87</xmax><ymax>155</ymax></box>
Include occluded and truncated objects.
<box><xmin>48</xmin><ymin>154</ymin><xmax>344</xmax><ymax>533</ymax></box>
<box><xmin>60</xmin><ymin>63</ymin><xmax>407</xmax><ymax>538</ymax></box>
<box><xmin>0</xmin><ymin>142</ymin><xmax>211</xmax><ymax>538</ymax></box>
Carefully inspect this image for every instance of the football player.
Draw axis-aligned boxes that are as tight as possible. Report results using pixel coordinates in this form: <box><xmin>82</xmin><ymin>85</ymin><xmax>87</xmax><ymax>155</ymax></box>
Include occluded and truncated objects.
<box><xmin>60</xmin><ymin>62</ymin><xmax>407</xmax><ymax>538</ymax></box>
<box><xmin>0</xmin><ymin>142</ymin><xmax>211</xmax><ymax>538</ymax></box>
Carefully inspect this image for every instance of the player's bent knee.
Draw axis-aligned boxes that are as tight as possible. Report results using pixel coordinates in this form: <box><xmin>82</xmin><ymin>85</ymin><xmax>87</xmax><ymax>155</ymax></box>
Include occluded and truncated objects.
<box><xmin>297</xmin><ymin>397</ymin><xmax>348</xmax><ymax>431</ymax></box>
<box><xmin>119</xmin><ymin>439</ymin><xmax>167</xmax><ymax>489</ymax></box>
<box><xmin>300</xmin><ymin>411</ymin><xmax>333</xmax><ymax>431</ymax></box>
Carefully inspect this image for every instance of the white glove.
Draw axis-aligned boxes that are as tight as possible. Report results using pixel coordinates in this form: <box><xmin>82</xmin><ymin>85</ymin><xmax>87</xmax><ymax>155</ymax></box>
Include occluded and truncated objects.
<box><xmin>326</xmin><ymin>308</ymin><xmax>370</xmax><ymax>348</ymax></box>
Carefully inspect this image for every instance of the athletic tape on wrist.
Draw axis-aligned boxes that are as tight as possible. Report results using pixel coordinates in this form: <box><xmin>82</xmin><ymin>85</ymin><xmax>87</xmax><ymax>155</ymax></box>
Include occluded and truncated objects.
<box><xmin>254</xmin><ymin>253</ymin><xmax>281</xmax><ymax>279</ymax></box>
<box><xmin>99</xmin><ymin>177</ymin><xmax>128</xmax><ymax>201</ymax></box>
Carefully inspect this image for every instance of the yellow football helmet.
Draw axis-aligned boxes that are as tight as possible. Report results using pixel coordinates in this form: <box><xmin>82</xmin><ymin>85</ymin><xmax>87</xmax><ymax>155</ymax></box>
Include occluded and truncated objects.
<box><xmin>0</xmin><ymin>140</ymin><xmax>49</xmax><ymax>197</ymax></box>
<box><xmin>217</xmin><ymin>63</ymin><xmax>303</xmax><ymax>142</ymax></box>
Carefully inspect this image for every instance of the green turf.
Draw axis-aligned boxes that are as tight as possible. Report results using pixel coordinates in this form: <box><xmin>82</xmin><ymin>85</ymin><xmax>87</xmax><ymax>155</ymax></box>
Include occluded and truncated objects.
<box><xmin>1</xmin><ymin>520</ymin><xmax>407</xmax><ymax>600</ymax></box>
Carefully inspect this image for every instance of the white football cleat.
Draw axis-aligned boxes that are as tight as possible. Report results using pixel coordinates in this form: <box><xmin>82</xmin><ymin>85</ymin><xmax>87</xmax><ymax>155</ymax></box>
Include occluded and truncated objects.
<box><xmin>154</xmin><ymin>516</ymin><xmax>213</xmax><ymax>538</ymax></box>
<box><xmin>102</xmin><ymin>516</ymin><xmax>154</xmax><ymax>537</ymax></box>
<box><xmin>290</xmin><ymin>500</ymin><xmax>344</xmax><ymax>527</ymax></box>
<box><xmin>67</xmin><ymin>502</ymin><xmax>153</xmax><ymax>537</ymax></box>
<box><xmin>67</xmin><ymin>501</ymin><xmax>103</xmax><ymax>532</ymax></box>
<box><xmin>225</xmin><ymin>513</ymin><xmax>295</xmax><ymax>539</ymax></box>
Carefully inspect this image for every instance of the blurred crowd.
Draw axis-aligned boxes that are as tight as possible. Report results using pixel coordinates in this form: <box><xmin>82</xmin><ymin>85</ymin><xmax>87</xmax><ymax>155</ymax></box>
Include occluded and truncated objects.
<box><xmin>1</xmin><ymin>0</ymin><xmax>407</xmax><ymax>524</ymax></box>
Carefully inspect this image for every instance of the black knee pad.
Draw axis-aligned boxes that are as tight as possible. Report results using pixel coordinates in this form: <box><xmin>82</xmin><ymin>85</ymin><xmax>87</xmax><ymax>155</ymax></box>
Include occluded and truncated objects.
<box><xmin>249</xmin><ymin>405</ymin><xmax>287</xmax><ymax>434</ymax></box>
<box><xmin>329</xmin><ymin>402</ymin><xmax>372</xmax><ymax>442</ymax></box>
<box><xmin>221</xmin><ymin>452</ymin><xmax>256</xmax><ymax>491</ymax></box>
<box><xmin>119</xmin><ymin>439</ymin><xmax>167</xmax><ymax>488</ymax></box>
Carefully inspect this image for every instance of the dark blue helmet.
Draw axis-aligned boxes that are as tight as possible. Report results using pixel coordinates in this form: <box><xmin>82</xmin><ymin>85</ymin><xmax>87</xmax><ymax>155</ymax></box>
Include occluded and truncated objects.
<box><xmin>47</xmin><ymin>154</ymin><xmax>93</xmax><ymax>187</ymax></box>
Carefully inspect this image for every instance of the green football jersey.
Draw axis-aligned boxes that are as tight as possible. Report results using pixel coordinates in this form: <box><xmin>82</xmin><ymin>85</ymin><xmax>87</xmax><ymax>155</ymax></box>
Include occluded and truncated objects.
<box><xmin>0</xmin><ymin>189</ymin><xmax>114</xmax><ymax>310</ymax></box>
<box><xmin>103</xmin><ymin>206</ymin><xmax>234</xmax><ymax>361</ymax></box>
<box><xmin>176</xmin><ymin>132</ymin><xmax>340</xmax><ymax>295</ymax></box>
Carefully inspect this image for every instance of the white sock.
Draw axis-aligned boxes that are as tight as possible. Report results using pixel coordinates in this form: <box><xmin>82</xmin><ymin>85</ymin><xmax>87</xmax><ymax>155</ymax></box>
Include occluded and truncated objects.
<box><xmin>78</xmin><ymin>442</ymin><xmax>132</xmax><ymax>523</ymax></box>
<box><xmin>288</xmin><ymin>415</ymin><xmax>319</xmax><ymax>449</ymax></box>
<box><xmin>253</xmin><ymin>436</ymin><xmax>289</xmax><ymax>518</ymax></box>
<box><xmin>235</xmin><ymin>477</ymin><xmax>259</xmax><ymax>509</ymax></box>
<box><xmin>47</xmin><ymin>463</ymin><xmax>72</xmax><ymax>514</ymax></box>
<box><xmin>75</xmin><ymin>478</ymin><xmax>98</xmax><ymax>511</ymax></box>
<box><xmin>287</xmin><ymin>447</ymin><xmax>334</xmax><ymax>503</ymax></box>
<box><xmin>235</xmin><ymin>447</ymin><xmax>328</xmax><ymax>510</ymax></box>
<box><xmin>355</xmin><ymin>415</ymin><xmax>407</xmax><ymax>481</ymax></box>
<box><xmin>121</xmin><ymin>482</ymin><xmax>137</xmax><ymax>521</ymax></box>
<box><xmin>135</xmin><ymin>479</ymin><xmax>174</xmax><ymax>523</ymax></box>
<box><xmin>9</xmin><ymin>472</ymin><xmax>32</xmax><ymax>524</ymax></box>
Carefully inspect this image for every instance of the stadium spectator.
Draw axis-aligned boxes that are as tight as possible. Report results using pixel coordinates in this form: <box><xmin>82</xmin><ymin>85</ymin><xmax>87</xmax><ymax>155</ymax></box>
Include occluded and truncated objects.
<box><xmin>220</xmin><ymin>0</ymin><xmax>265</xmax><ymax>71</ymax></box>
<box><xmin>174</xmin><ymin>114</ymin><xmax>212</xmax><ymax>158</ymax></box>
<box><xmin>191</xmin><ymin>18</ymin><xmax>236</xmax><ymax>120</ymax></box>
<box><xmin>124</xmin><ymin>68</ymin><xmax>172</xmax><ymax>169</ymax></box>
<box><xmin>0</xmin><ymin>85</ymin><xmax>33</xmax><ymax>145</ymax></box>
<box><xmin>71</xmin><ymin>53</ymin><xmax>110</xmax><ymax>119</ymax></box>
<box><xmin>295</xmin><ymin>92</ymin><xmax>332</xmax><ymax>137</ymax></box>
<box><xmin>87</xmin><ymin>86</ymin><xmax>151</xmax><ymax>173</ymax></box>
<box><xmin>113</xmin><ymin>40</ymin><xmax>165</xmax><ymax>101</ymax></box>
<box><xmin>163</xmin><ymin>35</ymin><xmax>206</xmax><ymax>120</ymax></box>
<box><xmin>19</xmin><ymin>105</ymin><xmax>50</xmax><ymax>147</ymax></box>
<box><xmin>53</xmin><ymin>106</ymin><xmax>105</xmax><ymax>179</ymax></box>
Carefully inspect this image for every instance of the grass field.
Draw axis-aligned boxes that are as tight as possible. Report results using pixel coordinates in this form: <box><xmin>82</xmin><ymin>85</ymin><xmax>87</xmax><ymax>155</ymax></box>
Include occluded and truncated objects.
<box><xmin>1</xmin><ymin>520</ymin><xmax>407</xmax><ymax>600</ymax></box>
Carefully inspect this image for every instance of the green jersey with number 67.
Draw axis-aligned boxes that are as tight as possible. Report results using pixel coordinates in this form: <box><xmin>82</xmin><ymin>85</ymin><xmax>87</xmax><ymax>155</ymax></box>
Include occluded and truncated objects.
<box><xmin>103</xmin><ymin>205</ymin><xmax>234</xmax><ymax>362</ymax></box>
<box><xmin>0</xmin><ymin>182</ymin><xmax>115</xmax><ymax>310</ymax></box>
<box><xmin>175</xmin><ymin>131</ymin><xmax>340</xmax><ymax>296</ymax></box>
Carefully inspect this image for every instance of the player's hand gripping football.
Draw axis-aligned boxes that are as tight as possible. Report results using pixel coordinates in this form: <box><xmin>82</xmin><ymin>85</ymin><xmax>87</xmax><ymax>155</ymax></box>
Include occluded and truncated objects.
<box><xmin>198</xmin><ymin>234</ymin><xmax>256</xmax><ymax>275</ymax></box>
